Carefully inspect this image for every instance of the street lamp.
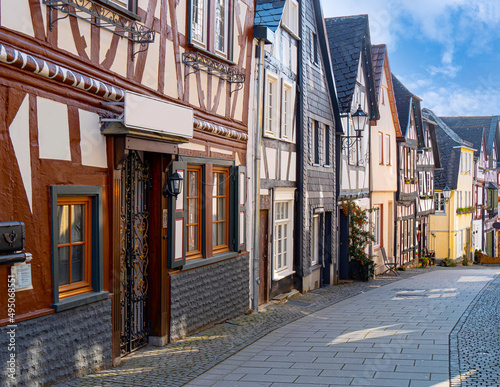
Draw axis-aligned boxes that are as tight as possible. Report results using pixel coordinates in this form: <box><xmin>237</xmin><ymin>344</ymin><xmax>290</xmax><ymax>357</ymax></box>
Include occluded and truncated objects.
<box><xmin>442</xmin><ymin>186</ymin><xmax>451</xmax><ymax>201</ymax></box>
<box><xmin>341</xmin><ymin>104</ymin><xmax>368</xmax><ymax>150</ymax></box>
<box><xmin>163</xmin><ymin>171</ymin><xmax>183</xmax><ymax>199</ymax></box>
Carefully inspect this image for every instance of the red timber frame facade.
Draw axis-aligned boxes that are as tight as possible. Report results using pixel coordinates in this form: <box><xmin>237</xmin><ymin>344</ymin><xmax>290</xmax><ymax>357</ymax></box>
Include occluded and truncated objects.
<box><xmin>0</xmin><ymin>0</ymin><xmax>253</xmax><ymax>384</ymax></box>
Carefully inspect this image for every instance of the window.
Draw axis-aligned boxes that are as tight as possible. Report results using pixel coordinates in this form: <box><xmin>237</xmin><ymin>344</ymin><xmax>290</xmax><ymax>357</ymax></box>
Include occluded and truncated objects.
<box><xmin>312</xmin><ymin>33</ymin><xmax>319</xmax><ymax>65</ymax></box>
<box><xmin>187</xmin><ymin>166</ymin><xmax>203</xmax><ymax>260</ymax></box>
<box><xmin>324</xmin><ymin>125</ymin><xmax>330</xmax><ymax>166</ymax></box>
<box><xmin>167</xmin><ymin>161</ymin><xmax>246</xmax><ymax>269</ymax></box>
<box><xmin>282</xmin><ymin>0</ymin><xmax>299</xmax><ymax>36</ymax></box>
<box><xmin>385</xmin><ymin>134</ymin><xmax>390</xmax><ymax>165</ymax></box>
<box><xmin>378</xmin><ymin>132</ymin><xmax>383</xmax><ymax>164</ymax></box>
<box><xmin>212</xmin><ymin>167</ymin><xmax>229</xmax><ymax>253</ymax></box>
<box><xmin>435</xmin><ymin>192</ymin><xmax>445</xmax><ymax>212</ymax></box>
<box><xmin>418</xmin><ymin>172</ymin><xmax>424</xmax><ymax>195</ymax></box>
<box><xmin>190</xmin><ymin>0</ymin><xmax>232</xmax><ymax>59</ymax></box>
<box><xmin>313</xmin><ymin>120</ymin><xmax>320</xmax><ymax>165</ymax></box>
<box><xmin>312</xmin><ymin>214</ymin><xmax>320</xmax><ymax>266</ymax></box>
<box><xmin>273</xmin><ymin>189</ymin><xmax>295</xmax><ymax>279</ymax></box>
<box><xmin>265</xmin><ymin>73</ymin><xmax>279</xmax><ymax>136</ymax></box>
<box><xmin>56</xmin><ymin>197</ymin><xmax>92</xmax><ymax>297</ymax></box>
<box><xmin>373</xmin><ymin>205</ymin><xmax>381</xmax><ymax>247</ymax></box>
<box><xmin>51</xmin><ymin>186</ymin><xmax>107</xmax><ymax>311</ymax></box>
<box><xmin>104</xmin><ymin>0</ymin><xmax>137</xmax><ymax>14</ymax></box>
<box><xmin>282</xmin><ymin>81</ymin><xmax>293</xmax><ymax>140</ymax></box>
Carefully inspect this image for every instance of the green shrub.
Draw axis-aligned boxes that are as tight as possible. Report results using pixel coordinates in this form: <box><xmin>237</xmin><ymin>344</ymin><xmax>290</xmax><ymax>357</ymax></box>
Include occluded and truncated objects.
<box><xmin>441</xmin><ymin>258</ymin><xmax>457</xmax><ymax>267</ymax></box>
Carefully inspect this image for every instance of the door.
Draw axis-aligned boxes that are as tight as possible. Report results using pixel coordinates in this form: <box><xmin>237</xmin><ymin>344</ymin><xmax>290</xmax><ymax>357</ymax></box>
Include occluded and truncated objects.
<box><xmin>338</xmin><ymin>208</ymin><xmax>350</xmax><ymax>280</ymax></box>
<box><xmin>258</xmin><ymin>210</ymin><xmax>269</xmax><ymax>305</ymax></box>
<box><xmin>120</xmin><ymin>151</ymin><xmax>151</xmax><ymax>355</ymax></box>
<box><xmin>322</xmin><ymin>212</ymin><xmax>332</xmax><ymax>285</ymax></box>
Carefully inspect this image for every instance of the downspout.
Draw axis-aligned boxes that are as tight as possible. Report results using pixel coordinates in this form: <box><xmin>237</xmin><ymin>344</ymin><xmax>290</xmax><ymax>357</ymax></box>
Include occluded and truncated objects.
<box><xmin>252</xmin><ymin>39</ymin><xmax>265</xmax><ymax>311</ymax></box>
<box><xmin>296</xmin><ymin>1</ymin><xmax>304</xmax><ymax>282</ymax></box>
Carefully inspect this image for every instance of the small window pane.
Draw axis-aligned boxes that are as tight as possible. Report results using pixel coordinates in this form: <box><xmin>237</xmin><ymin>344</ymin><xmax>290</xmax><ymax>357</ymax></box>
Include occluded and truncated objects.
<box><xmin>58</xmin><ymin>246</ymin><xmax>70</xmax><ymax>285</ymax></box>
<box><xmin>218</xmin><ymin>222</ymin><xmax>225</xmax><ymax>245</ymax></box>
<box><xmin>212</xmin><ymin>223</ymin><xmax>217</xmax><ymax>246</ymax></box>
<box><xmin>71</xmin><ymin>244</ymin><xmax>84</xmax><ymax>282</ymax></box>
<box><xmin>212</xmin><ymin>197</ymin><xmax>217</xmax><ymax>221</ymax></box>
<box><xmin>188</xmin><ymin>226</ymin><xmax>198</xmax><ymax>252</ymax></box>
<box><xmin>58</xmin><ymin>205</ymin><xmax>70</xmax><ymax>244</ymax></box>
<box><xmin>218</xmin><ymin>198</ymin><xmax>225</xmax><ymax>220</ymax></box>
<box><xmin>218</xmin><ymin>173</ymin><xmax>226</xmax><ymax>195</ymax></box>
<box><xmin>71</xmin><ymin>204</ymin><xmax>84</xmax><ymax>242</ymax></box>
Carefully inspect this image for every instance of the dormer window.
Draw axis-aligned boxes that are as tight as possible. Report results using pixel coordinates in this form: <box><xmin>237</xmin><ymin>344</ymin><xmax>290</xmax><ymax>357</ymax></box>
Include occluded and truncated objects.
<box><xmin>190</xmin><ymin>0</ymin><xmax>232</xmax><ymax>60</ymax></box>
<box><xmin>282</xmin><ymin>0</ymin><xmax>299</xmax><ymax>37</ymax></box>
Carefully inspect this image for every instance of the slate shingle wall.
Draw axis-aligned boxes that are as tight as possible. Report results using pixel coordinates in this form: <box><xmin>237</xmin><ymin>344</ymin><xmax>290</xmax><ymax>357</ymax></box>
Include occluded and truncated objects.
<box><xmin>0</xmin><ymin>299</ymin><xmax>112</xmax><ymax>387</ymax></box>
<box><xmin>298</xmin><ymin>0</ymin><xmax>336</xmax><ymax>279</ymax></box>
<box><xmin>170</xmin><ymin>254</ymin><xmax>250</xmax><ymax>341</ymax></box>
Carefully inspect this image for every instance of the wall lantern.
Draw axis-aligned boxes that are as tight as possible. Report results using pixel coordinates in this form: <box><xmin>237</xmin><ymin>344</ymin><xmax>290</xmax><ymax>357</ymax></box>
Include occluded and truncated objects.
<box><xmin>442</xmin><ymin>186</ymin><xmax>451</xmax><ymax>201</ymax></box>
<box><xmin>351</xmin><ymin>104</ymin><xmax>368</xmax><ymax>135</ymax></box>
<box><xmin>163</xmin><ymin>172</ymin><xmax>183</xmax><ymax>199</ymax></box>
<box><xmin>341</xmin><ymin>104</ymin><xmax>368</xmax><ymax>151</ymax></box>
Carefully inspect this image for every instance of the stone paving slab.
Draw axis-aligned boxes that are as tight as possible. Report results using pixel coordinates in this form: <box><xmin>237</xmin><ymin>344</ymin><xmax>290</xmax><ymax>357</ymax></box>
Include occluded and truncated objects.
<box><xmin>58</xmin><ymin>266</ymin><xmax>500</xmax><ymax>386</ymax></box>
<box><xmin>186</xmin><ymin>267</ymin><xmax>499</xmax><ymax>387</ymax></box>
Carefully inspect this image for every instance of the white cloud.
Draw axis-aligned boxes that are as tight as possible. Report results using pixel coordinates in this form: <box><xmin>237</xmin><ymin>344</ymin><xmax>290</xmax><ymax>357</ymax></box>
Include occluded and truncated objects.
<box><xmin>427</xmin><ymin>64</ymin><xmax>462</xmax><ymax>79</ymax></box>
<box><xmin>420</xmin><ymin>85</ymin><xmax>500</xmax><ymax>116</ymax></box>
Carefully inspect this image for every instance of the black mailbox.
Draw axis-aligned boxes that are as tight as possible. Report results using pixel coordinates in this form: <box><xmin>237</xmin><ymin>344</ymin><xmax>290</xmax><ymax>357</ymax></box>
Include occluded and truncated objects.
<box><xmin>0</xmin><ymin>222</ymin><xmax>26</xmax><ymax>254</ymax></box>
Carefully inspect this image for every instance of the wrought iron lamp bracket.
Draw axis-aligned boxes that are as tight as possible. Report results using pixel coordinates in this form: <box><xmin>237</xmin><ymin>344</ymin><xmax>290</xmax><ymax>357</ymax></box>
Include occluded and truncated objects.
<box><xmin>182</xmin><ymin>52</ymin><xmax>246</xmax><ymax>87</ymax></box>
<box><xmin>43</xmin><ymin>0</ymin><xmax>155</xmax><ymax>60</ymax></box>
<box><xmin>341</xmin><ymin>135</ymin><xmax>361</xmax><ymax>151</ymax></box>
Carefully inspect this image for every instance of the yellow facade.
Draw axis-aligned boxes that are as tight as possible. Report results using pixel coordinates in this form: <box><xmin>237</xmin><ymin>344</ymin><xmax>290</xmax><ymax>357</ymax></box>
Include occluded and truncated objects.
<box><xmin>430</xmin><ymin>148</ymin><xmax>474</xmax><ymax>260</ymax></box>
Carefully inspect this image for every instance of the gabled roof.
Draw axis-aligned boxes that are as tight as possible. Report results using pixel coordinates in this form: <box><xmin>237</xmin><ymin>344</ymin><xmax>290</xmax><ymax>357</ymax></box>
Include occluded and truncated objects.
<box><xmin>422</xmin><ymin>117</ymin><xmax>443</xmax><ymax>170</ymax></box>
<box><xmin>371</xmin><ymin>44</ymin><xmax>401</xmax><ymax>137</ymax></box>
<box><xmin>371</xmin><ymin>45</ymin><xmax>385</xmax><ymax>101</ymax></box>
<box><xmin>423</xmin><ymin>108</ymin><xmax>473</xmax><ymax>190</ymax></box>
<box><xmin>324</xmin><ymin>15</ymin><xmax>379</xmax><ymax>120</ymax></box>
<box><xmin>439</xmin><ymin>116</ymin><xmax>500</xmax><ymax>157</ymax></box>
<box><xmin>254</xmin><ymin>0</ymin><xmax>287</xmax><ymax>32</ymax></box>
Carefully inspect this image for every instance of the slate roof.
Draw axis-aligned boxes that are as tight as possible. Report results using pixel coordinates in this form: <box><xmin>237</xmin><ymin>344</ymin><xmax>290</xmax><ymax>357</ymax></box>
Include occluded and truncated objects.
<box><xmin>423</xmin><ymin>108</ymin><xmax>472</xmax><ymax>190</ymax></box>
<box><xmin>371</xmin><ymin>44</ymin><xmax>385</xmax><ymax>102</ymax></box>
<box><xmin>324</xmin><ymin>15</ymin><xmax>378</xmax><ymax>120</ymax></box>
<box><xmin>254</xmin><ymin>0</ymin><xmax>287</xmax><ymax>32</ymax></box>
<box><xmin>440</xmin><ymin>116</ymin><xmax>500</xmax><ymax>156</ymax></box>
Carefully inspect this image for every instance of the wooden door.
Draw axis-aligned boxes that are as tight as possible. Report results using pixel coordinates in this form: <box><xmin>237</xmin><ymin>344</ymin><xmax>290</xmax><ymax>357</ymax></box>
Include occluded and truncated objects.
<box><xmin>258</xmin><ymin>210</ymin><xmax>269</xmax><ymax>305</ymax></box>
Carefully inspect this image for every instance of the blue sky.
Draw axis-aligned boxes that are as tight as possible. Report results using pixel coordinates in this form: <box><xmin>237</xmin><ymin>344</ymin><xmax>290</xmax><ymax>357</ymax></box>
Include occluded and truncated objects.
<box><xmin>320</xmin><ymin>0</ymin><xmax>500</xmax><ymax>116</ymax></box>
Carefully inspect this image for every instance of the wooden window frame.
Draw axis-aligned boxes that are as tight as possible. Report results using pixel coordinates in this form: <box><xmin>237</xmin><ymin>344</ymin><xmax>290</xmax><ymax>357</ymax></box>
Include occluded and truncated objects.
<box><xmin>324</xmin><ymin>125</ymin><xmax>330</xmax><ymax>166</ymax></box>
<box><xmin>57</xmin><ymin>196</ymin><xmax>93</xmax><ymax>299</ymax></box>
<box><xmin>313</xmin><ymin>120</ymin><xmax>320</xmax><ymax>165</ymax></box>
<box><xmin>282</xmin><ymin>0</ymin><xmax>299</xmax><ymax>36</ymax></box>
<box><xmin>186</xmin><ymin>165</ymin><xmax>203</xmax><ymax>260</ymax></box>
<box><xmin>385</xmin><ymin>134</ymin><xmax>391</xmax><ymax>165</ymax></box>
<box><xmin>265</xmin><ymin>72</ymin><xmax>279</xmax><ymax>137</ymax></box>
<box><xmin>312</xmin><ymin>33</ymin><xmax>319</xmax><ymax>65</ymax></box>
<box><xmin>212</xmin><ymin>166</ymin><xmax>230</xmax><ymax>254</ymax></box>
<box><xmin>378</xmin><ymin>132</ymin><xmax>383</xmax><ymax>165</ymax></box>
<box><xmin>281</xmin><ymin>80</ymin><xmax>293</xmax><ymax>141</ymax></box>
<box><xmin>189</xmin><ymin>0</ymin><xmax>234</xmax><ymax>61</ymax></box>
<box><xmin>50</xmin><ymin>186</ymin><xmax>107</xmax><ymax>312</ymax></box>
<box><xmin>373</xmin><ymin>204</ymin><xmax>382</xmax><ymax>248</ymax></box>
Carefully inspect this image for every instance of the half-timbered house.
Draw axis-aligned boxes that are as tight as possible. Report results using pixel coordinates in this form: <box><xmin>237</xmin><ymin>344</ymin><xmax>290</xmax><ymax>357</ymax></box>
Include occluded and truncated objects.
<box><xmin>325</xmin><ymin>15</ymin><xmax>379</xmax><ymax>280</ymax></box>
<box><xmin>392</xmin><ymin>74</ymin><xmax>423</xmax><ymax>266</ymax></box>
<box><xmin>425</xmin><ymin>109</ymin><xmax>475</xmax><ymax>261</ymax></box>
<box><xmin>252</xmin><ymin>0</ymin><xmax>299</xmax><ymax>304</ymax></box>
<box><xmin>369</xmin><ymin>44</ymin><xmax>400</xmax><ymax>272</ymax></box>
<box><xmin>440</xmin><ymin>116</ymin><xmax>500</xmax><ymax>258</ymax></box>
<box><xmin>0</xmin><ymin>0</ymin><xmax>253</xmax><ymax>384</ymax></box>
<box><xmin>417</xmin><ymin>115</ymin><xmax>441</xmax><ymax>258</ymax></box>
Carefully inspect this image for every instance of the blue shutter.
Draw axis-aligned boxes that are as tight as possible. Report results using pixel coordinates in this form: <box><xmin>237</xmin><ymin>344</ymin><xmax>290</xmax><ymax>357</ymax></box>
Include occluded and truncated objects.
<box><xmin>230</xmin><ymin>166</ymin><xmax>246</xmax><ymax>252</ymax></box>
<box><xmin>168</xmin><ymin>161</ymin><xmax>187</xmax><ymax>269</ymax></box>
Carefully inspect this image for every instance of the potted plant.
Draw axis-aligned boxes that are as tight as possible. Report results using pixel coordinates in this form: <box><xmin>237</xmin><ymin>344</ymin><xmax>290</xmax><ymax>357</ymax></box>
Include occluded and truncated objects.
<box><xmin>342</xmin><ymin>198</ymin><xmax>375</xmax><ymax>282</ymax></box>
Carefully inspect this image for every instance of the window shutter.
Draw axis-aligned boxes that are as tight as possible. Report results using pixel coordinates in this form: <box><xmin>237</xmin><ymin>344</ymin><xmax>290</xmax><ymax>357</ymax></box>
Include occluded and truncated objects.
<box><xmin>230</xmin><ymin>166</ymin><xmax>246</xmax><ymax>252</ymax></box>
<box><xmin>168</xmin><ymin>161</ymin><xmax>187</xmax><ymax>269</ymax></box>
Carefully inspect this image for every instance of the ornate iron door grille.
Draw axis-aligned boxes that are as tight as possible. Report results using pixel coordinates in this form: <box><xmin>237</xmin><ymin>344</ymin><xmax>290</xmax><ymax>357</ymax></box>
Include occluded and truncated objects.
<box><xmin>120</xmin><ymin>151</ymin><xmax>151</xmax><ymax>355</ymax></box>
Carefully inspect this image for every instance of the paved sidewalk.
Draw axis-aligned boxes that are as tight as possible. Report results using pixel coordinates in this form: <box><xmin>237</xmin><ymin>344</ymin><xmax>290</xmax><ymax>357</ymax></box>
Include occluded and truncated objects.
<box><xmin>61</xmin><ymin>267</ymin><xmax>499</xmax><ymax>386</ymax></box>
<box><xmin>186</xmin><ymin>267</ymin><xmax>499</xmax><ymax>387</ymax></box>
<box><xmin>450</xmin><ymin>275</ymin><xmax>500</xmax><ymax>386</ymax></box>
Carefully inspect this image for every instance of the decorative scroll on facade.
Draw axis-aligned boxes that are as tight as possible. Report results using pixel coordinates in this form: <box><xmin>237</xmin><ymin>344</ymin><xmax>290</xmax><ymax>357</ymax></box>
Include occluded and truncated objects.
<box><xmin>183</xmin><ymin>52</ymin><xmax>246</xmax><ymax>84</ymax></box>
<box><xmin>43</xmin><ymin>0</ymin><xmax>155</xmax><ymax>44</ymax></box>
<box><xmin>0</xmin><ymin>43</ymin><xmax>125</xmax><ymax>101</ymax></box>
<box><xmin>194</xmin><ymin>118</ymin><xmax>248</xmax><ymax>141</ymax></box>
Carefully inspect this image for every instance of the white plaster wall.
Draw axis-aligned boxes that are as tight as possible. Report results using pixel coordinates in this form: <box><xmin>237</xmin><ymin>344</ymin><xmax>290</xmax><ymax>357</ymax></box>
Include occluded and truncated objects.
<box><xmin>9</xmin><ymin>96</ymin><xmax>32</xmax><ymax>212</ymax></box>
<box><xmin>1</xmin><ymin>1</ymin><xmax>35</xmax><ymax>37</ymax></box>
<box><xmin>79</xmin><ymin>110</ymin><xmax>107</xmax><ymax>168</ymax></box>
<box><xmin>37</xmin><ymin>97</ymin><xmax>71</xmax><ymax>161</ymax></box>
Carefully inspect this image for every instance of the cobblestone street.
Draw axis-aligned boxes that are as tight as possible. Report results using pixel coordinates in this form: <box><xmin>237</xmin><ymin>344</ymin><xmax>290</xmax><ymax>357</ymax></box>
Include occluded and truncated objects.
<box><xmin>61</xmin><ymin>266</ymin><xmax>500</xmax><ymax>387</ymax></box>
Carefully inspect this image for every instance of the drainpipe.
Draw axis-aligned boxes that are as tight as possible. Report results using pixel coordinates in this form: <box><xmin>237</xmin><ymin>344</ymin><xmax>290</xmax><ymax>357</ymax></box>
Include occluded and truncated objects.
<box><xmin>251</xmin><ymin>38</ymin><xmax>265</xmax><ymax>311</ymax></box>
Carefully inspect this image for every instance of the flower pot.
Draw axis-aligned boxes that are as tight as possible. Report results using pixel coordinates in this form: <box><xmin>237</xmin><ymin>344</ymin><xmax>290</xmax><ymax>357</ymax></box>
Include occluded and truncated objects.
<box><xmin>349</xmin><ymin>260</ymin><xmax>373</xmax><ymax>282</ymax></box>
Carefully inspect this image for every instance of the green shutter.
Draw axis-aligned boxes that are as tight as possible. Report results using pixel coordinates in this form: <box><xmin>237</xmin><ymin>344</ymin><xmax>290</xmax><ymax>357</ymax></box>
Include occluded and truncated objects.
<box><xmin>486</xmin><ymin>231</ymin><xmax>493</xmax><ymax>256</ymax></box>
<box><xmin>230</xmin><ymin>166</ymin><xmax>246</xmax><ymax>252</ymax></box>
<box><xmin>168</xmin><ymin>161</ymin><xmax>187</xmax><ymax>269</ymax></box>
